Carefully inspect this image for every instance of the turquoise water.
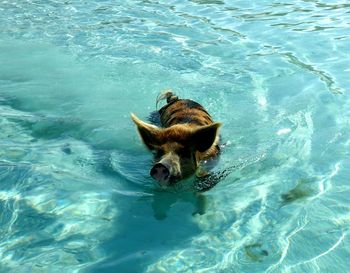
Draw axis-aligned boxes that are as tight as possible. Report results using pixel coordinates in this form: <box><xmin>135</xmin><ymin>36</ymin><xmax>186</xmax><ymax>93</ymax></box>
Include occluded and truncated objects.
<box><xmin>1</xmin><ymin>0</ymin><xmax>350</xmax><ymax>272</ymax></box>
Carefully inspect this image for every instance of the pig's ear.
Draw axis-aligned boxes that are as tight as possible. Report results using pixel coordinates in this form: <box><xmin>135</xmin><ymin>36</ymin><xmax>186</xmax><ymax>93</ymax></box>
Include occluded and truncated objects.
<box><xmin>191</xmin><ymin>123</ymin><xmax>221</xmax><ymax>152</ymax></box>
<box><xmin>131</xmin><ymin>113</ymin><xmax>162</xmax><ymax>150</ymax></box>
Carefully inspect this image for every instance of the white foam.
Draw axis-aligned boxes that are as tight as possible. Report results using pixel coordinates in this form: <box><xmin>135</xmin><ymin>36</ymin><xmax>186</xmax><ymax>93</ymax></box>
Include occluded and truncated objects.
<box><xmin>277</xmin><ymin>128</ymin><xmax>292</xmax><ymax>135</ymax></box>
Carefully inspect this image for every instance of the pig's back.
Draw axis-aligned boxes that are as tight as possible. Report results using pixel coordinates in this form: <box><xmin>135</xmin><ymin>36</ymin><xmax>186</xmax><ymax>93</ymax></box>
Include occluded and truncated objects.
<box><xmin>159</xmin><ymin>99</ymin><xmax>213</xmax><ymax>128</ymax></box>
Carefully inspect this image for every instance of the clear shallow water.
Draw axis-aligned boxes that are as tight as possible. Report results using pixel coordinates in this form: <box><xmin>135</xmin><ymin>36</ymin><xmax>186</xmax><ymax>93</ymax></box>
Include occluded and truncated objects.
<box><xmin>1</xmin><ymin>0</ymin><xmax>350</xmax><ymax>272</ymax></box>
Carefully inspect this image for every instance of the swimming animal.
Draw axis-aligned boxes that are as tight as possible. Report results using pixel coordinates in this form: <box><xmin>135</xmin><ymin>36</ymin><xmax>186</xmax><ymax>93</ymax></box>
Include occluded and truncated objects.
<box><xmin>131</xmin><ymin>91</ymin><xmax>221</xmax><ymax>188</ymax></box>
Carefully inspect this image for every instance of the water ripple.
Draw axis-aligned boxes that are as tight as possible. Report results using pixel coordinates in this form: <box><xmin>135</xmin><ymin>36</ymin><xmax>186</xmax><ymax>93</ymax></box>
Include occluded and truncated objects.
<box><xmin>1</xmin><ymin>0</ymin><xmax>350</xmax><ymax>272</ymax></box>
<box><xmin>281</xmin><ymin>52</ymin><xmax>343</xmax><ymax>94</ymax></box>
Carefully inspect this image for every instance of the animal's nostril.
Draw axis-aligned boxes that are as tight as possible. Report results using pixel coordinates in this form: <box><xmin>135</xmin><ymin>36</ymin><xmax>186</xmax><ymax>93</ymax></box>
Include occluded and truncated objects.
<box><xmin>150</xmin><ymin>167</ymin><xmax>157</xmax><ymax>177</ymax></box>
<box><xmin>150</xmin><ymin>163</ymin><xmax>170</xmax><ymax>181</ymax></box>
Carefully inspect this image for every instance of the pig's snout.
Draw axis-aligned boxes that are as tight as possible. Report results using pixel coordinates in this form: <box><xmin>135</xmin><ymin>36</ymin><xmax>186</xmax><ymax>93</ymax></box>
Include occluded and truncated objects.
<box><xmin>150</xmin><ymin>163</ymin><xmax>170</xmax><ymax>186</ymax></box>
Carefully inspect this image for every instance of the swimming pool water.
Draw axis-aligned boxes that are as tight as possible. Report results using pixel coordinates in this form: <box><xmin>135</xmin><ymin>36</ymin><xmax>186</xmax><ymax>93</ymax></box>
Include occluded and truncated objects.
<box><xmin>1</xmin><ymin>1</ymin><xmax>350</xmax><ymax>272</ymax></box>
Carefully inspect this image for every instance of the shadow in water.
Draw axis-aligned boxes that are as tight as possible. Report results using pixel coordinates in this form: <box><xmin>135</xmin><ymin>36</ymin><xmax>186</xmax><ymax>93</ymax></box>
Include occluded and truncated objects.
<box><xmin>85</xmin><ymin>155</ymin><xmax>211</xmax><ymax>273</ymax></box>
<box><xmin>151</xmin><ymin>190</ymin><xmax>207</xmax><ymax>220</ymax></box>
<box><xmin>88</xmin><ymin>189</ymin><xmax>204</xmax><ymax>273</ymax></box>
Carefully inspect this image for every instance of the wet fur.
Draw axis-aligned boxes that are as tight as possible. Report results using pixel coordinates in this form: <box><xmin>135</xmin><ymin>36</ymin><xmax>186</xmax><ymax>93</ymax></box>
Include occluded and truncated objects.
<box><xmin>158</xmin><ymin>98</ymin><xmax>220</xmax><ymax>163</ymax></box>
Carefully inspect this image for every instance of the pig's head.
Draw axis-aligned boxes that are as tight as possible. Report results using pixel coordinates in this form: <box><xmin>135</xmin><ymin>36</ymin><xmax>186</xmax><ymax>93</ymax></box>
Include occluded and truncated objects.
<box><xmin>131</xmin><ymin>114</ymin><xmax>221</xmax><ymax>187</ymax></box>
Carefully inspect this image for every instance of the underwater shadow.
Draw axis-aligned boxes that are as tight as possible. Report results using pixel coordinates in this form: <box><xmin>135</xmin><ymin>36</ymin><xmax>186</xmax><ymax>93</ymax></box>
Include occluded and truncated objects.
<box><xmin>87</xmin><ymin>188</ymin><xmax>205</xmax><ymax>273</ymax></box>
<box><xmin>86</xmin><ymin>154</ymin><xmax>213</xmax><ymax>273</ymax></box>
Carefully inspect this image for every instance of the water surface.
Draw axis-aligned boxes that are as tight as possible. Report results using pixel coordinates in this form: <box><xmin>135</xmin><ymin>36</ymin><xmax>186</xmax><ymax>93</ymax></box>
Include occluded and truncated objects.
<box><xmin>1</xmin><ymin>1</ymin><xmax>350</xmax><ymax>272</ymax></box>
